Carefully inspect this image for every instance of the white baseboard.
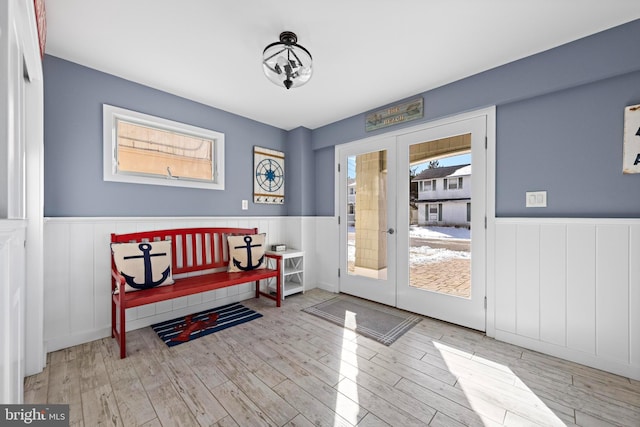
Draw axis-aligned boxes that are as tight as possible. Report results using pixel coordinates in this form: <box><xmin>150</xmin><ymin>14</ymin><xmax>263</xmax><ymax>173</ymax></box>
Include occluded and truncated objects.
<box><xmin>316</xmin><ymin>281</ymin><xmax>338</xmax><ymax>294</ymax></box>
<box><xmin>495</xmin><ymin>330</ymin><xmax>639</xmax><ymax>381</ymax></box>
<box><xmin>46</xmin><ymin>327</ymin><xmax>112</xmax><ymax>353</ymax></box>
<box><xmin>46</xmin><ymin>292</ymin><xmax>257</xmax><ymax>352</ymax></box>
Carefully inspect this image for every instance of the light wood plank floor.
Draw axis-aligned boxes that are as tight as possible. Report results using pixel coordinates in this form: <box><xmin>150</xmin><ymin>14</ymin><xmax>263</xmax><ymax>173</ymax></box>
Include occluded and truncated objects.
<box><xmin>25</xmin><ymin>289</ymin><xmax>640</xmax><ymax>426</ymax></box>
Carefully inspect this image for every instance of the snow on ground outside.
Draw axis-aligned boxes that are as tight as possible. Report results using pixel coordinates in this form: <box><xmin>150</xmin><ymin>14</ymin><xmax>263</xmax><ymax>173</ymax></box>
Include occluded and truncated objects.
<box><xmin>409</xmin><ymin>225</ymin><xmax>470</xmax><ymax>240</ymax></box>
<box><xmin>348</xmin><ymin>226</ymin><xmax>470</xmax><ymax>264</ymax></box>
<box><xmin>410</xmin><ymin>245</ymin><xmax>470</xmax><ymax>263</ymax></box>
<box><xmin>410</xmin><ymin>225</ymin><xmax>470</xmax><ymax>263</ymax></box>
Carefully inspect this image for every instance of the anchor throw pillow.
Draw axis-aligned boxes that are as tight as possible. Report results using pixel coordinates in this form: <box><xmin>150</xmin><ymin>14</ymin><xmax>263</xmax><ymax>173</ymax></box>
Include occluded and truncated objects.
<box><xmin>111</xmin><ymin>240</ymin><xmax>174</xmax><ymax>292</ymax></box>
<box><xmin>227</xmin><ymin>233</ymin><xmax>267</xmax><ymax>272</ymax></box>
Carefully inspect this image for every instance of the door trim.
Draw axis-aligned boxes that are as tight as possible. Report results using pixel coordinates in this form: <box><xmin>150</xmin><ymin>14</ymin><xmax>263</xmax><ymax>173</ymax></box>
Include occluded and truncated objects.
<box><xmin>334</xmin><ymin>107</ymin><xmax>496</xmax><ymax>333</ymax></box>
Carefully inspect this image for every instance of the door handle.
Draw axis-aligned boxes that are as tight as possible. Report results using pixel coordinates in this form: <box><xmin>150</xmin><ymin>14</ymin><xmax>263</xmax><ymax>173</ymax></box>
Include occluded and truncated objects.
<box><xmin>383</xmin><ymin>228</ymin><xmax>395</xmax><ymax>235</ymax></box>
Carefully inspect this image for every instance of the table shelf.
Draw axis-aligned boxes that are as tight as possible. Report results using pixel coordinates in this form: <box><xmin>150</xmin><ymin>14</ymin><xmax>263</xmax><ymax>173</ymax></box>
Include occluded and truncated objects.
<box><xmin>265</xmin><ymin>249</ymin><xmax>304</xmax><ymax>300</ymax></box>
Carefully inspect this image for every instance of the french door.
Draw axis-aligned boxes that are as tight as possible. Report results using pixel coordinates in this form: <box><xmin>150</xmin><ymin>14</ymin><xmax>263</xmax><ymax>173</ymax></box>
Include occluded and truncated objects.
<box><xmin>338</xmin><ymin>112</ymin><xmax>489</xmax><ymax>331</ymax></box>
<box><xmin>338</xmin><ymin>137</ymin><xmax>397</xmax><ymax>307</ymax></box>
<box><xmin>396</xmin><ymin>116</ymin><xmax>486</xmax><ymax>330</ymax></box>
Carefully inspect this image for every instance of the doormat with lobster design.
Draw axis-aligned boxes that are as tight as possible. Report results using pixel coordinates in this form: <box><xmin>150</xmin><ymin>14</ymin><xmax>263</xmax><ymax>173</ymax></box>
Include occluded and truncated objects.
<box><xmin>151</xmin><ymin>302</ymin><xmax>262</xmax><ymax>347</ymax></box>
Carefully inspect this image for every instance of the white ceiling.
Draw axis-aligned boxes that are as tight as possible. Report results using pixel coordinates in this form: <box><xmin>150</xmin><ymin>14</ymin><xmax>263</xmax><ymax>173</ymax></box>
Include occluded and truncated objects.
<box><xmin>45</xmin><ymin>1</ymin><xmax>640</xmax><ymax>130</ymax></box>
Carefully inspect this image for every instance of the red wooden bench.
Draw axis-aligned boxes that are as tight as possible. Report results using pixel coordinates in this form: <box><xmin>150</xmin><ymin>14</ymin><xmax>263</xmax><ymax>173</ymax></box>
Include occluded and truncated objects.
<box><xmin>111</xmin><ymin>227</ymin><xmax>280</xmax><ymax>358</ymax></box>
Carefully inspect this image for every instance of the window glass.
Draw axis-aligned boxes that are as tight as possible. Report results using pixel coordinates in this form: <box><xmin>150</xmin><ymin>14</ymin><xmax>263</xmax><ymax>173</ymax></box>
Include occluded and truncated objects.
<box><xmin>103</xmin><ymin>105</ymin><xmax>225</xmax><ymax>190</ymax></box>
<box><xmin>116</xmin><ymin>120</ymin><xmax>214</xmax><ymax>182</ymax></box>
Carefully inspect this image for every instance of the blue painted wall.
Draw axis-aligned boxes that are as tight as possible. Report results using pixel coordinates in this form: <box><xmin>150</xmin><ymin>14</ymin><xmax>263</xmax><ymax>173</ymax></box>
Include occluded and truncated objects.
<box><xmin>312</xmin><ymin>19</ymin><xmax>640</xmax><ymax>217</ymax></box>
<box><xmin>497</xmin><ymin>71</ymin><xmax>640</xmax><ymax>217</ymax></box>
<box><xmin>44</xmin><ymin>56</ymin><xmax>289</xmax><ymax>217</ymax></box>
<box><xmin>314</xmin><ymin>146</ymin><xmax>335</xmax><ymax>216</ymax></box>
<box><xmin>286</xmin><ymin>127</ymin><xmax>315</xmax><ymax>215</ymax></box>
<box><xmin>44</xmin><ymin>19</ymin><xmax>640</xmax><ymax>218</ymax></box>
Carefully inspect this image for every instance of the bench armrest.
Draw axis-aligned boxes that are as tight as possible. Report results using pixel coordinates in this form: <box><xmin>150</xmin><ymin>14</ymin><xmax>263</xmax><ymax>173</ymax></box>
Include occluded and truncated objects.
<box><xmin>264</xmin><ymin>252</ymin><xmax>281</xmax><ymax>273</ymax></box>
<box><xmin>111</xmin><ymin>267</ymin><xmax>126</xmax><ymax>295</ymax></box>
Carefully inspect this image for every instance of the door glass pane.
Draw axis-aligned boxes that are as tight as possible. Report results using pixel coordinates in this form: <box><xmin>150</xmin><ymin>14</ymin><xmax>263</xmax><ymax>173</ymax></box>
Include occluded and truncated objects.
<box><xmin>409</xmin><ymin>135</ymin><xmax>471</xmax><ymax>298</ymax></box>
<box><xmin>347</xmin><ymin>150</ymin><xmax>388</xmax><ymax>280</ymax></box>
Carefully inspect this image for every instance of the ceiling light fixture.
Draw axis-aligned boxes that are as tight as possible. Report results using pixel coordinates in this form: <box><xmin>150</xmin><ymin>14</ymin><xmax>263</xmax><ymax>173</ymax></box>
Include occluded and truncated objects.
<box><xmin>262</xmin><ymin>31</ymin><xmax>312</xmax><ymax>90</ymax></box>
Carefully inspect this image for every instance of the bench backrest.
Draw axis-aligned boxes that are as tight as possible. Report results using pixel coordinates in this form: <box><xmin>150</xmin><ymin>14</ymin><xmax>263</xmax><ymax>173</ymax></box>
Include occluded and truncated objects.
<box><xmin>111</xmin><ymin>227</ymin><xmax>260</xmax><ymax>275</ymax></box>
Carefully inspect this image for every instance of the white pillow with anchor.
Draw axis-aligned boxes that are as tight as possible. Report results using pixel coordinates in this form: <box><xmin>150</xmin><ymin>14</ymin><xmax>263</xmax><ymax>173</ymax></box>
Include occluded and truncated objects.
<box><xmin>112</xmin><ymin>241</ymin><xmax>174</xmax><ymax>292</ymax></box>
<box><xmin>227</xmin><ymin>234</ymin><xmax>266</xmax><ymax>272</ymax></box>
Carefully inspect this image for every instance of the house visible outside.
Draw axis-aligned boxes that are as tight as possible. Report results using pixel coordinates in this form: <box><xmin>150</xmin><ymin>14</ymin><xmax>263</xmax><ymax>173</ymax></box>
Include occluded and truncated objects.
<box><xmin>346</xmin><ymin>160</ymin><xmax>471</xmax><ymax>298</ymax></box>
<box><xmin>407</xmin><ymin>162</ymin><xmax>471</xmax><ymax>298</ymax></box>
<box><xmin>347</xmin><ymin>178</ymin><xmax>356</xmax><ymax>227</ymax></box>
<box><xmin>412</xmin><ymin>164</ymin><xmax>471</xmax><ymax>228</ymax></box>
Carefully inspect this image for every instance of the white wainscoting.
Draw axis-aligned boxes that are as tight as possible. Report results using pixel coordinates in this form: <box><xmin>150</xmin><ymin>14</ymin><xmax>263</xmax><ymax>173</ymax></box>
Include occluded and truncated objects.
<box><xmin>43</xmin><ymin>217</ymin><xmax>318</xmax><ymax>352</ymax></box>
<box><xmin>43</xmin><ymin>215</ymin><xmax>638</xmax><ymax>380</ymax></box>
<box><xmin>492</xmin><ymin>218</ymin><xmax>639</xmax><ymax>380</ymax></box>
<box><xmin>0</xmin><ymin>220</ymin><xmax>27</xmax><ymax>404</ymax></box>
<box><xmin>314</xmin><ymin>216</ymin><xmax>339</xmax><ymax>293</ymax></box>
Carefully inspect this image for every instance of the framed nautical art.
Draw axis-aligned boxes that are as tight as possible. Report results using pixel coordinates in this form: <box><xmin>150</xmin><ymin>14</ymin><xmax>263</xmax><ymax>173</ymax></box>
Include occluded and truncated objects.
<box><xmin>254</xmin><ymin>146</ymin><xmax>285</xmax><ymax>204</ymax></box>
<box><xmin>623</xmin><ymin>103</ymin><xmax>640</xmax><ymax>174</ymax></box>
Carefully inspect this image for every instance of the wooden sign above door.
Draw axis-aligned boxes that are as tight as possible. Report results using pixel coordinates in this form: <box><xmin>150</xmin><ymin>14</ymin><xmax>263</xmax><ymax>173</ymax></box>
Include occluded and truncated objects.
<box><xmin>365</xmin><ymin>97</ymin><xmax>423</xmax><ymax>132</ymax></box>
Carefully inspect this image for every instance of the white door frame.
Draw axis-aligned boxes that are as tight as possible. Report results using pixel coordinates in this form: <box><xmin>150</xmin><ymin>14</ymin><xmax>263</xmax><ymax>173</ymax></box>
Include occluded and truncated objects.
<box><xmin>1</xmin><ymin>0</ymin><xmax>46</xmax><ymax>379</ymax></box>
<box><xmin>334</xmin><ymin>107</ymin><xmax>496</xmax><ymax>333</ymax></box>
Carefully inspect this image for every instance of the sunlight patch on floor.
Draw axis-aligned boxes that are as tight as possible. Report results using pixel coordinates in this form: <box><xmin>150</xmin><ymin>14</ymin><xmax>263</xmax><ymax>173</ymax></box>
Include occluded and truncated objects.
<box><xmin>344</xmin><ymin>310</ymin><xmax>357</xmax><ymax>330</ymax></box>
<box><xmin>334</xmin><ymin>311</ymin><xmax>361</xmax><ymax>426</ymax></box>
<box><xmin>433</xmin><ymin>341</ymin><xmax>567</xmax><ymax>426</ymax></box>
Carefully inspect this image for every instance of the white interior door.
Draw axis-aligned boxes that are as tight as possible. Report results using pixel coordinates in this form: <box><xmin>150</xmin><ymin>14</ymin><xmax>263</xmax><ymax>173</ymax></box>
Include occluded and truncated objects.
<box><xmin>338</xmin><ymin>137</ymin><xmax>396</xmax><ymax>306</ymax></box>
<box><xmin>397</xmin><ymin>115</ymin><xmax>487</xmax><ymax>331</ymax></box>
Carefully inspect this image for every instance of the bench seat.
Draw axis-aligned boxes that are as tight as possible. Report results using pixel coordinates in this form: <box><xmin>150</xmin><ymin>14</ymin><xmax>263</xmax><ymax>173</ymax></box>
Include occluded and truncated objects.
<box><xmin>111</xmin><ymin>227</ymin><xmax>280</xmax><ymax>358</ymax></box>
<box><xmin>116</xmin><ymin>268</ymin><xmax>281</xmax><ymax>308</ymax></box>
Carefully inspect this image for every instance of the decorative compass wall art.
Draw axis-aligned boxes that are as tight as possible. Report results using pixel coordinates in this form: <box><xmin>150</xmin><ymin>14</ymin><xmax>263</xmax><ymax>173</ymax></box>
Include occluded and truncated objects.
<box><xmin>254</xmin><ymin>146</ymin><xmax>285</xmax><ymax>204</ymax></box>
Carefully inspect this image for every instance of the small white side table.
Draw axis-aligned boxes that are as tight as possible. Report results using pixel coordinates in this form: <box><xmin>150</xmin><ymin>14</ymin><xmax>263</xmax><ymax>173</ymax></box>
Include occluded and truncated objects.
<box><xmin>265</xmin><ymin>249</ymin><xmax>304</xmax><ymax>300</ymax></box>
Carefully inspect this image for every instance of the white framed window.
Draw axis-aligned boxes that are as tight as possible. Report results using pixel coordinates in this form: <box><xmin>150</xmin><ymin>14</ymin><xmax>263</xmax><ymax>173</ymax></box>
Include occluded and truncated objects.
<box><xmin>420</xmin><ymin>179</ymin><xmax>436</xmax><ymax>191</ymax></box>
<box><xmin>103</xmin><ymin>104</ymin><xmax>225</xmax><ymax>190</ymax></box>
<box><xmin>444</xmin><ymin>177</ymin><xmax>463</xmax><ymax>190</ymax></box>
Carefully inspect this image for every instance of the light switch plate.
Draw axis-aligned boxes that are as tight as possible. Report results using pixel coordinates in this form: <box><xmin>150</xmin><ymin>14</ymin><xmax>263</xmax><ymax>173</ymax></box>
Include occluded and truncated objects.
<box><xmin>241</xmin><ymin>200</ymin><xmax>248</xmax><ymax>210</ymax></box>
<box><xmin>526</xmin><ymin>191</ymin><xmax>547</xmax><ymax>207</ymax></box>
